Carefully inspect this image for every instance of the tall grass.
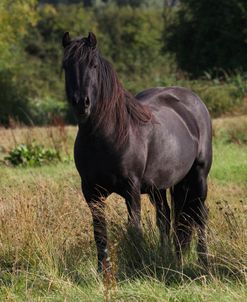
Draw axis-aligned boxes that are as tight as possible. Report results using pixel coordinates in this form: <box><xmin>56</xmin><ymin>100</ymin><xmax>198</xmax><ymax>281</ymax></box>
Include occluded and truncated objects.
<box><xmin>0</xmin><ymin>116</ymin><xmax>246</xmax><ymax>300</ymax></box>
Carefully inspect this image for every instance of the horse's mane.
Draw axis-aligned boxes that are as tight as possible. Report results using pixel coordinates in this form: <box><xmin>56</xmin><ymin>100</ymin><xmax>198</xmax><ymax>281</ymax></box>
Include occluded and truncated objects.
<box><xmin>63</xmin><ymin>38</ymin><xmax>152</xmax><ymax>147</ymax></box>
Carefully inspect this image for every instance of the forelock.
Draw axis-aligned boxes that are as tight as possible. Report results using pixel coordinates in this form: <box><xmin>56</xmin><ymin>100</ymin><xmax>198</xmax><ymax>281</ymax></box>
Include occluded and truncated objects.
<box><xmin>63</xmin><ymin>37</ymin><xmax>97</xmax><ymax>67</ymax></box>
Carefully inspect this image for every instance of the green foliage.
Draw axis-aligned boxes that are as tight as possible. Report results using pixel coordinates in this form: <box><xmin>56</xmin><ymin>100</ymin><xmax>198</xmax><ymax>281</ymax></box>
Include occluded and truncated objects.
<box><xmin>1</xmin><ymin>1</ymin><xmax>246</xmax><ymax>125</ymax></box>
<box><xmin>0</xmin><ymin>0</ymin><xmax>38</xmax><ymax>125</ymax></box>
<box><xmin>39</xmin><ymin>0</ymin><xmax>164</xmax><ymax>7</ymax></box>
<box><xmin>29</xmin><ymin>96</ymin><xmax>72</xmax><ymax>125</ymax></box>
<box><xmin>0</xmin><ymin>0</ymin><xmax>38</xmax><ymax>70</ymax></box>
<box><xmin>95</xmin><ymin>4</ymin><xmax>168</xmax><ymax>92</ymax></box>
<box><xmin>166</xmin><ymin>0</ymin><xmax>247</xmax><ymax>77</ymax></box>
<box><xmin>5</xmin><ymin>143</ymin><xmax>60</xmax><ymax>167</ymax></box>
<box><xmin>0</xmin><ymin>70</ymin><xmax>31</xmax><ymax>125</ymax></box>
<box><xmin>226</xmin><ymin>72</ymin><xmax>247</xmax><ymax>100</ymax></box>
<box><xmin>111</xmin><ymin>0</ymin><xmax>155</xmax><ymax>7</ymax></box>
<box><xmin>190</xmin><ymin>82</ymin><xmax>242</xmax><ymax>118</ymax></box>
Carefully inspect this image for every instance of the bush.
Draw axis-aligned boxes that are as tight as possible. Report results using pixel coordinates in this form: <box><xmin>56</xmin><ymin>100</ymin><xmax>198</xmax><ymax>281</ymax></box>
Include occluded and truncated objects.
<box><xmin>5</xmin><ymin>143</ymin><xmax>60</xmax><ymax>167</ymax></box>
<box><xmin>191</xmin><ymin>82</ymin><xmax>243</xmax><ymax>118</ymax></box>
<box><xmin>28</xmin><ymin>96</ymin><xmax>71</xmax><ymax>125</ymax></box>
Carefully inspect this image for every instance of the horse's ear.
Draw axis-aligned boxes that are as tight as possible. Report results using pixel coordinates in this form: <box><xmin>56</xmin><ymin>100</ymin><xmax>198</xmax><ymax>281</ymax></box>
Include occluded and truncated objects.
<box><xmin>87</xmin><ymin>32</ymin><xmax>97</xmax><ymax>48</ymax></box>
<box><xmin>62</xmin><ymin>32</ymin><xmax>71</xmax><ymax>48</ymax></box>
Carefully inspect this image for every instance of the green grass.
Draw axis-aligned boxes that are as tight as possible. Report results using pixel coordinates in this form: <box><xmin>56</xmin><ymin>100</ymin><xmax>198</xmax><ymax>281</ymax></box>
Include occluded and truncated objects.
<box><xmin>211</xmin><ymin>115</ymin><xmax>247</xmax><ymax>184</ymax></box>
<box><xmin>0</xmin><ymin>117</ymin><xmax>246</xmax><ymax>301</ymax></box>
<box><xmin>0</xmin><ymin>273</ymin><xmax>246</xmax><ymax>301</ymax></box>
<box><xmin>211</xmin><ymin>142</ymin><xmax>247</xmax><ymax>183</ymax></box>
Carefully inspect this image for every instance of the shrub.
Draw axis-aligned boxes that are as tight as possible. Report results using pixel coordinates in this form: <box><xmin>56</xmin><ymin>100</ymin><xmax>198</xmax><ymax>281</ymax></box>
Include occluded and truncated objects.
<box><xmin>5</xmin><ymin>143</ymin><xmax>60</xmax><ymax>167</ymax></box>
<box><xmin>191</xmin><ymin>82</ymin><xmax>243</xmax><ymax>118</ymax></box>
<box><xmin>28</xmin><ymin>96</ymin><xmax>71</xmax><ymax>125</ymax></box>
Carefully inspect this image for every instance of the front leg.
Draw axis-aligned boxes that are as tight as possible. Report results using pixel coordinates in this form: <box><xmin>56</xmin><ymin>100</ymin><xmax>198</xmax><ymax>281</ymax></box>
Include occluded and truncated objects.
<box><xmin>124</xmin><ymin>178</ymin><xmax>142</xmax><ymax>234</ymax></box>
<box><xmin>82</xmin><ymin>184</ymin><xmax>110</xmax><ymax>272</ymax></box>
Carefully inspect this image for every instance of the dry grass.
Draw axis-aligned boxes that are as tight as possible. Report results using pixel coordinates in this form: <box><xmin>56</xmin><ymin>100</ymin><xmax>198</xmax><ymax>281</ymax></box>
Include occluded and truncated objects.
<box><xmin>213</xmin><ymin>115</ymin><xmax>247</xmax><ymax>144</ymax></box>
<box><xmin>207</xmin><ymin>182</ymin><xmax>247</xmax><ymax>279</ymax></box>
<box><xmin>0</xmin><ymin>116</ymin><xmax>246</xmax><ymax>300</ymax></box>
<box><xmin>0</xmin><ymin>123</ymin><xmax>76</xmax><ymax>161</ymax></box>
<box><xmin>0</xmin><ymin>172</ymin><xmax>246</xmax><ymax>273</ymax></box>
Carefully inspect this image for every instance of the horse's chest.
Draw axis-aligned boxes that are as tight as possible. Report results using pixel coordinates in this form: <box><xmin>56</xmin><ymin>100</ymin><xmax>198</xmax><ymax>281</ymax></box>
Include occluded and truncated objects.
<box><xmin>74</xmin><ymin>141</ymin><xmax>123</xmax><ymax>187</ymax></box>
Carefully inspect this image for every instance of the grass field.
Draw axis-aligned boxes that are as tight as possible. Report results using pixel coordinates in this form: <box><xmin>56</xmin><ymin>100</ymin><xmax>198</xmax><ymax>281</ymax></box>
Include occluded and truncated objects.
<box><xmin>0</xmin><ymin>116</ymin><xmax>246</xmax><ymax>301</ymax></box>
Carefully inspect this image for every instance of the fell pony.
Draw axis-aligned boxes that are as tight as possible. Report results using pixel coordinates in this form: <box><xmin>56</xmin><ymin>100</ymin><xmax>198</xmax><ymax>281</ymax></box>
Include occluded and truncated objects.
<box><xmin>62</xmin><ymin>32</ymin><xmax>212</xmax><ymax>272</ymax></box>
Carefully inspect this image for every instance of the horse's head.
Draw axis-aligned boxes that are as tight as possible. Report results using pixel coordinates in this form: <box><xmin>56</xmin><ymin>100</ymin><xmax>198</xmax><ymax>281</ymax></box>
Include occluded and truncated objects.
<box><xmin>62</xmin><ymin>32</ymin><xmax>99</xmax><ymax>123</ymax></box>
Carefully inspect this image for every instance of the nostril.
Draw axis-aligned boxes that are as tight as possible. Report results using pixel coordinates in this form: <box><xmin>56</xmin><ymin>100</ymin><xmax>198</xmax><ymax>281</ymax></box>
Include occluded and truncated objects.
<box><xmin>84</xmin><ymin>96</ymin><xmax>90</xmax><ymax>108</ymax></box>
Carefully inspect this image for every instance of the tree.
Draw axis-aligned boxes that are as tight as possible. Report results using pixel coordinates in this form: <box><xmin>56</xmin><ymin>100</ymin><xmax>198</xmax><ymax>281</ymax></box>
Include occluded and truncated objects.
<box><xmin>0</xmin><ymin>0</ymin><xmax>38</xmax><ymax>125</ymax></box>
<box><xmin>0</xmin><ymin>0</ymin><xmax>38</xmax><ymax>69</ymax></box>
<box><xmin>95</xmin><ymin>5</ymin><xmax>164</xmax><ymax>77</ymax></box>
<box><xmin>165</xmin><ymin>0</ymin><xmax>247</xmax><ymax>77</ymax></box>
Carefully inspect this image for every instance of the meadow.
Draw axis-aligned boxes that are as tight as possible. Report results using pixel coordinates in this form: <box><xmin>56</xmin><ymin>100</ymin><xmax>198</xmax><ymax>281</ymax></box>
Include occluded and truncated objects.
<box><xmin>0</xmin><ymin>115</ymin><xmax>246</xmax><ymax>301</ymax></box>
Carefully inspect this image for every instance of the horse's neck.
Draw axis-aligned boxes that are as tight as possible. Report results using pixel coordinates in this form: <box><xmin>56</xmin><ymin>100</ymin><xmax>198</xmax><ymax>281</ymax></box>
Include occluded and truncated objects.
<box><xmin>77</xmin><ymin>118</ymin><xmax>124</xmax><ymax>143</ymax></box>
<box><xmin>77</xmin><ymin>102</ymin><xmax>131</xmax><ymax>150</ymax></box>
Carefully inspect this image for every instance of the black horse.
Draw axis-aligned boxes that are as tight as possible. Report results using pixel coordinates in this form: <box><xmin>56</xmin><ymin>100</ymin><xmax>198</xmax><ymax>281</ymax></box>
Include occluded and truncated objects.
<box><xmin>62</xmin><ymin>32</ymin><xmax>212</xmax><ymax>272</ymax></box>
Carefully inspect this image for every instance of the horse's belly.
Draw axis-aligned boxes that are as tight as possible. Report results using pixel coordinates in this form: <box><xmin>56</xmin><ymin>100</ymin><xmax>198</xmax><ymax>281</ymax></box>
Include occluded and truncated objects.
<box><xmin>142</xmin><ymin>134</ymin><xmax>198</xmax><ymax>189</ymax></box>
<box><xmin>143</xmin><ymin>160</ymin><xmax>193</xmax><ymax>189</ymax></box>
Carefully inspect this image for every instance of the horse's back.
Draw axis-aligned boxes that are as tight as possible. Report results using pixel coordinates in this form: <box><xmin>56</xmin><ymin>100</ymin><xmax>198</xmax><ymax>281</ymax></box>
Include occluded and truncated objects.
<box><xmin>136</xmin><ymin>86</ymin><xmax>207</xmax><ymax>116</ymax></box>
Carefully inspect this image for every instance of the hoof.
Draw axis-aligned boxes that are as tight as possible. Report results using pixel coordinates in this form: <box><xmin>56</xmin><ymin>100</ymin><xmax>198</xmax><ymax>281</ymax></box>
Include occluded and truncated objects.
<box><xmin>98</xmin><ymin>256</ymin><xmax>111</xmax><ymax>274</ymax></box>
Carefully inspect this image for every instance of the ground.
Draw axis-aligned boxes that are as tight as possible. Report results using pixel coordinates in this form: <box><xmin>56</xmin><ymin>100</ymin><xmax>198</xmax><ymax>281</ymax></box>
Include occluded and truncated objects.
<box><xmin>0</xmin><ymin>116</ymin><xmax>246</xmax><ymax>301</ymax></box>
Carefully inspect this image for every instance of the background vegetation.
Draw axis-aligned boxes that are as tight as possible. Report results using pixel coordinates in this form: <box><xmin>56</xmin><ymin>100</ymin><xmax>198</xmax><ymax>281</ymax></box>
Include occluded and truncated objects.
<box><xmin>0</xmin><ymin>0</ymin><xmax>247</xmax><ymax>125</ymax></box>
<box><xmin>166</xmin><ymin>0</ymin><xmax>247</xmax><ymax>77</ymax></box>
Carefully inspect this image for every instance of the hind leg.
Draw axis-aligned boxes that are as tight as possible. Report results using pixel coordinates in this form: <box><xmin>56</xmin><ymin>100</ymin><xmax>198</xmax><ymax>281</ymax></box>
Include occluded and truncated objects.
<box><xmin>149</xmin><ymin>189</ymin><xmax>170</xmax><ymax>247</ymax></box>
<box><xmin>172</xmin><ymin>164</ymin><xmax>209</xmax><ymax>265</ymax></box>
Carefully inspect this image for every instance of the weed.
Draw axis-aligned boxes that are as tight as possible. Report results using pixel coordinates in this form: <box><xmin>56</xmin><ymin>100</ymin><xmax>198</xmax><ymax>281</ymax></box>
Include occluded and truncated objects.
<box><xmin>4</xmin><ymin>143</ymin><xmax>60</xmax><ymax>167</ymax></box>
